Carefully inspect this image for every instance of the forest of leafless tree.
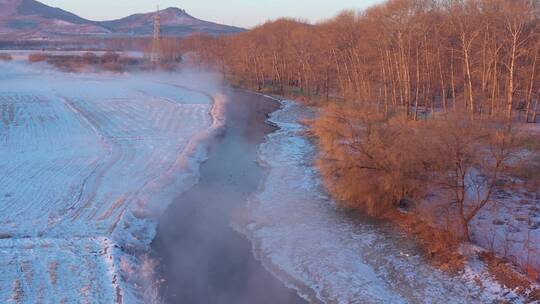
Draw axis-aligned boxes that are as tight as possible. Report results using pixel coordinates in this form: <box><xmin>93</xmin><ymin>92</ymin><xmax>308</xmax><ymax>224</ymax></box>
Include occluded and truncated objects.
<box><xmin>180</xmin><ymin>0</ymin><xmax>540</xmax><ymax>283</ymax></box>
<box><xmin>184</xmin><ymin>0</ymin><xmax>539</xmax><ymax>124</ymax></box>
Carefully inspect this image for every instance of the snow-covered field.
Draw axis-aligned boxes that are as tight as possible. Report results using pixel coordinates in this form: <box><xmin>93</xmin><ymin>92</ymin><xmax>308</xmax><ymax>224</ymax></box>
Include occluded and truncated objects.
<box><xmin>0</xmin><ymin>62</ymin><xmax>222</xmax><ymax>303</ymax></box>
<box><xmin>239</xmin><ymin>99</ymin><xmax>534</xmax><ymax>304</ymax></box>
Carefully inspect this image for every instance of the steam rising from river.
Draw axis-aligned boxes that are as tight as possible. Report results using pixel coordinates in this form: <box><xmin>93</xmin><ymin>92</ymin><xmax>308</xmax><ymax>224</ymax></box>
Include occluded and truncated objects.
<box><xmin>113</xmin><ymin>68</ymin><xmax>229</xmax><ymax>303</ymax></box>
<box><xmin>149</xmin><ymin>88</ymin><xmax>307</xmax><ymax>303</ymax></box>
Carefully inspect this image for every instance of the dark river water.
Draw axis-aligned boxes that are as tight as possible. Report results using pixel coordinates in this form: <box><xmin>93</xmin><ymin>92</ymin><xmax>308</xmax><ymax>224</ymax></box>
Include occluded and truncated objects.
<box><xmin>151</xmin><ymin>90</ymin><xmax>307</xmax><ymax>304</ymax></box>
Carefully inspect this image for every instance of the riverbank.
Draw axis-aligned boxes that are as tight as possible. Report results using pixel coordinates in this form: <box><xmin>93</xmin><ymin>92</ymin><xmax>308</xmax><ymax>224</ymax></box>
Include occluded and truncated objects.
<box><xmin>239</xmin><ymin>98</ymin><xmax>535</xmax><ymax>303</ymax></box>
<box><xmin>151</xmin><ymin>90</ymin><xmax>306</xmax><ymax>303</ymax></box>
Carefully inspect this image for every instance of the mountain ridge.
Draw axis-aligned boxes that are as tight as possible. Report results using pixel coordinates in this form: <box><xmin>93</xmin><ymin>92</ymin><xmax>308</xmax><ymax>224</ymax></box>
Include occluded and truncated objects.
<box><xmin>0</xmin><ymin>0</ymin><xmax>244</xmax><ymax>40</ymax></box>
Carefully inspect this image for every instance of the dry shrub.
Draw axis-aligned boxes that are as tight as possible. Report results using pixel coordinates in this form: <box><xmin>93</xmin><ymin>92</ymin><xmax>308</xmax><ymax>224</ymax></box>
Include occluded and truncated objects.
<box><xmin>35</xmin><ymin>52</ymin><xmax>144</xmax><ymax>73</ymax></box>
<box><xmin>314</xmin><ymin>102</ymin><xmax>522</xmax><ymax>240</ymax></box>
<box><xmin>81</xmin><ymin>52</ymin><xmax>99</xmax><ymax>64</ymax></box>
<box><xmin>102</xmin><ymin>51</ymin><xmax>120</xmax><ymax>63</ymax></box>
<box><xmin>311</xmin><ymin>106</ymin><xmax>472</xmax><ymax>251</ymax></box>
<box><xmin>0</xmin><ymin>53</ymin><xmax>12</xmax><ymax>61</ymax></box>
<box><xmin>312</xmin><ymin>102</ymin><xmax>540</xmax><ymax>287</ymax></box>
<box><xmin>312</xmin><ymin>102</ymin><xmax>434</xmax><ymax>215</ymax></box>
<box><xmin>28</xmin><ymin>53</ymin><xmax>47</xmax><ymax>62</ymax></box>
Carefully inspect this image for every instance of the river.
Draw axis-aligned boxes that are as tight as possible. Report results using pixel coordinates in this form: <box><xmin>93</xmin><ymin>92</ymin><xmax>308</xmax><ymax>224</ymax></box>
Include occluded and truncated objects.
<box><xmin>150</xmin><ymin>90</ymin><xmax>307</xmax><ymax>304</ymax></box>
<box><xmin>150</xmin><ymin>89</ymin><xmax>527</xmax><ymax>304</ymax></box>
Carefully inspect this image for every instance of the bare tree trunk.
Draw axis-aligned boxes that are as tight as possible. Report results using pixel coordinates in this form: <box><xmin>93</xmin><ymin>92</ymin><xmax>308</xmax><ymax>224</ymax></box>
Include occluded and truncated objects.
<box><xmin>525</xmin><ymin>48</ymin><xmax>538</xmax><ymax>123</ymax></box>
<box><xmin>394</xmin><ymin>50</ymin><xmax>405</xmax><ymax>109</ymax></box>
<box><xmin>438</xmin><ymin>47</ymin><xmax>447</xmax><ymax>111</ymax></box>
<box><xmin>324</xmin><ymin>68</ymin><xmax>330</xmax><ymax>101</ymax></box>
<box><xmin>491</xmin><ymin>46</ymin><xmax>501</xmax><ymax>117</ymax></box>
<box><xmin>481</xmin><ymin>28</ymin><xmax>490</xmax><ymax>96</ymax></box>
<box><xmin>462</xmin><ymin>216</ymin><xmax>471</xmax><ymax>242</ymax></box>
<box><xmin>386</xmin><ymin>49</ymin><xmax>398</xmax><ymax>109</ymax></box>
<box><xmin>332</xmin><ymin>48</ymin><xmax>345</xmax><ymax>99</ymax></box>
<box><xmin>414</xmin><ymin>47</ymin><xmax>420</xmax><ymax>121</ymax></box>
<box><xmin>507</xmin><ymin>34</ymin><xmax>518</xmax><ymax>127</ymax></box>
<box><xmin>456</xmin><ymin>166</ymin><xmax>470</xmax><ymax>241</ymax></box>
<box><xmin>451</xmin><ymin>49</ymin><xmax>457</xmax><ymax>111</ymax></box>
<box><xmin>381</xmin><ymin>55</ymin><xmax>389</xmax><ymax>118</ymax></box>
<box><xmin>463</xmin><ymin>38</ymin><xmax>475</xmax><ymax>114</ymax></box>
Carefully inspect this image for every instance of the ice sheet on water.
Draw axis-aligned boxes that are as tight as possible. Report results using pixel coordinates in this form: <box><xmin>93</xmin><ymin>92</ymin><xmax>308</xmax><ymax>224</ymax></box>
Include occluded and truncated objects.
<box><xmin>0</xmin><ymin>62</ymin><xmax>222</xmax><ymax>302</ymax></box>
<box><xmin>240</xmin><ymin>100</ymin><xmax>529</xmax><ymax>303</ymax></box>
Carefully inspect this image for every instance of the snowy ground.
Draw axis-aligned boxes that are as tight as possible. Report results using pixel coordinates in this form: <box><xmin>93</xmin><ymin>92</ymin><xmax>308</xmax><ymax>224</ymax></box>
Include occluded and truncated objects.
<box><xmin>239</xmin><ymin>99</ymin><xmax>535</xmax><ymax>304</ymax></box>
<box><xmin>472</xmin><ymin>177</ymin><xmax>540</xmax><ymax>278</ymax></box>
<box><xmin>0</xmin><ymin>62</ymin><xmax>222</xmax><ymax>303</ymax></box>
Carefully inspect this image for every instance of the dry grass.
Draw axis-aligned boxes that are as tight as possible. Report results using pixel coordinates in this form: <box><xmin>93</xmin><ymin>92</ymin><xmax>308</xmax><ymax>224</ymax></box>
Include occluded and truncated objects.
<box><xmin>479</xmin><ymin>252</ymin><xmax>540</xmax><ymax>302</ymax></box>
<box><xmin>48</xmin><ymin>261</ymin><xmax>58</xmax><ymax>286</ymax></box>
<box><xmin>27</xmin><ymin>52</ymin><xmax>146</xmax><ymax>72</ymax></box>
<box><xmin>0</xmin><ymin>53</ymin><xmax>12</xmax><ymax>61</ymax></box>
<box><xmin>119</xmin><ymin>255</ymin><xmax>163</xmax><ymax>304</ymax></box>
<box><xmin>28</xmin><ymin>53</ymin><xmax>47</xmax><ymax>63</ymax></box>
<box><xmin>385</xmin><ymin>210</ymin><xmax>465</xmax><ymax>272</ymax></box>
<box><xmin>11</xmin><ymin>279</ymin><xmax>23</xmax><ymax>303</ymax></box>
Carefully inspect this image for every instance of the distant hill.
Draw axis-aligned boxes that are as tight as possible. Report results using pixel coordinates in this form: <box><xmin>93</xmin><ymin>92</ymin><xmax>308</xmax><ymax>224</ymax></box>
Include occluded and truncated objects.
<box><xmin>0</xmin><ymin>0</ymin><xmax>244</xmax><ymax>41</ymax></box>
<box><xmin>101</xmin><ymin>7</ymin><xmax>243</xmax><ymax>37</ymax></box>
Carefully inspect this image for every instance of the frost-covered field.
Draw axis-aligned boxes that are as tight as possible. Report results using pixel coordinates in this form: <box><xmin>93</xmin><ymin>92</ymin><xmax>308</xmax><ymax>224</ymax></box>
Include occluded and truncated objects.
<box><xmin>0</xmin><ymin>62</ymin><xmax>220</xmax><ymax>303</ymax></box>
<box><xmin>240</xmin><ymin>99</ymin><xmax>533</xmax><ymax>304</ymax></box>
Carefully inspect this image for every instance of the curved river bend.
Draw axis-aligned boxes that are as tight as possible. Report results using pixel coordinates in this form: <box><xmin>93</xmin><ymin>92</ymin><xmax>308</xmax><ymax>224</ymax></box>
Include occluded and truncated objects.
<box><xmin>151</xmin><ymin>90</ymin><xmax>307</xmax><ymax>304</ymax></box>
<box><xmin>152</xmin><ymin>90</ymin><xmax>525</xmax><ymax>304</ymax></box>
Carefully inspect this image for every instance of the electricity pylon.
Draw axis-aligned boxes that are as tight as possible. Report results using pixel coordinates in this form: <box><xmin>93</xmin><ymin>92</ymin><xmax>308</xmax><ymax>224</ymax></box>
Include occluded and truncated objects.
<box><xmin>150</xmin><ymin>5</ymin><xmax>161</xmax><ymax>64</ymax></box>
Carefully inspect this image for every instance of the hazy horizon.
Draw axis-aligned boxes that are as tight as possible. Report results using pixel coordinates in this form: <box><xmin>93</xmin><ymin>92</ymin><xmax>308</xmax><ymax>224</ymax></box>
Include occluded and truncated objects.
<box><xmin>39</xmin><ymin>0</ymin><xmax>384</xmax><ymax>28</ymax></box>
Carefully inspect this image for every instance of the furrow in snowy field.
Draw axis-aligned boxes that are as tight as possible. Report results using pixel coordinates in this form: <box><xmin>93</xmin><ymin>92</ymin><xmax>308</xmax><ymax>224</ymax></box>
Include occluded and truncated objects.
<box><xmin>0</xmin><ymin>62</ymin><xmax>222</xmax><ymax>302</ymax></box>
<box><xmin>0</xmin><ymin>237</ymin><xmax>121</xmax><ymax>303</ymax></box>
<box><xmin>239</xmin><ymin>99</ymin><xmax>530</xmax><ymax>304</ymax></box>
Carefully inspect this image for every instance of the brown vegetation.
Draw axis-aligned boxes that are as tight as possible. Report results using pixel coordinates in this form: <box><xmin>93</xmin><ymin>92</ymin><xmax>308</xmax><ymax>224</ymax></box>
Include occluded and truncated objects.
<box><xmin>311</xmin><ymin>103</ymin><xmax>524</xmax><ymax>241</ymax></box>
<box><xmin>479</xmin><ymin>251</ymin><xmax>540</xmax><ymax>302</ymax></box>
<box><xmin>28</xmin><ymin>53</ymin><xmax>47</xmax><ymax>63</ymax></box>
<box><xmin>179</xmin><ymin>0</ymin><xmax>540</xmax><ymax>285</ymax></box>
<box><xmin>27</xmin><ymin>52</ymin><xmax>145</xmax><ymax>72</ymax></box>
<box><xmin>387</xmin><ymin>209</ymin><xmax>465</xmax><ymax>272</ymax></box>
<box><xmin>181</xmin><ymin>0</ymin><xmax>540</xmax><ymax>126</ymax></box>
<box><xmin>0</xmin><ymin>53</ymin><xmax>12</xmax><ymax>61</ymax></box>
<box><xmin>180</xmin><ymin>0</ymin><xmax>540</xmax><ymax>284</ymax></box>
<box><xmin>310</xmin><ymin>102</ymin><xmax>540</xmax><ymax>283</ymax></box>
<box><xmin>154</xmin><ymin>37</ymin><xmax>183</xmax><ymax>65</ymax></box>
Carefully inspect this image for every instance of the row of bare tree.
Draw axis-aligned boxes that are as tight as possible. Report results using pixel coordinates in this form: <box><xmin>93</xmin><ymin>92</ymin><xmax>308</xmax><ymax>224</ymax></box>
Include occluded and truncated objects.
<box><xmin>182</xmin><ymin>0</ymin><xmax>540</xmax><ymax>125</ymax></box>
<box><xmin>178</xmin><ymin>0</ymin><xmax>540</xmax><ymax>281</ymax></box>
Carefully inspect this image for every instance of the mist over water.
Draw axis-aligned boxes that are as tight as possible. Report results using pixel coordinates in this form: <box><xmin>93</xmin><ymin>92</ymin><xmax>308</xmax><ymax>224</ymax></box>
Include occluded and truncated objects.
<box><xmin>150</xmin><ymin>90</ymin><xmax>307</xmax><ymax>304</ymax></box>
<box><xmin>0</xmin><ymin>61</ymin><xmax>234</xmax><ymax>303</ymax></box>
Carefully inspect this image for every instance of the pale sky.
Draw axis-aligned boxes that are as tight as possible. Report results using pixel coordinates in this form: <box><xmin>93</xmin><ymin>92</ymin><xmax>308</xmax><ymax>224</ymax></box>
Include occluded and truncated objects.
<box><xmin>39</xmin><ymin>0</ymin><xmax>384</xmax><ymax>28</ymax></box>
